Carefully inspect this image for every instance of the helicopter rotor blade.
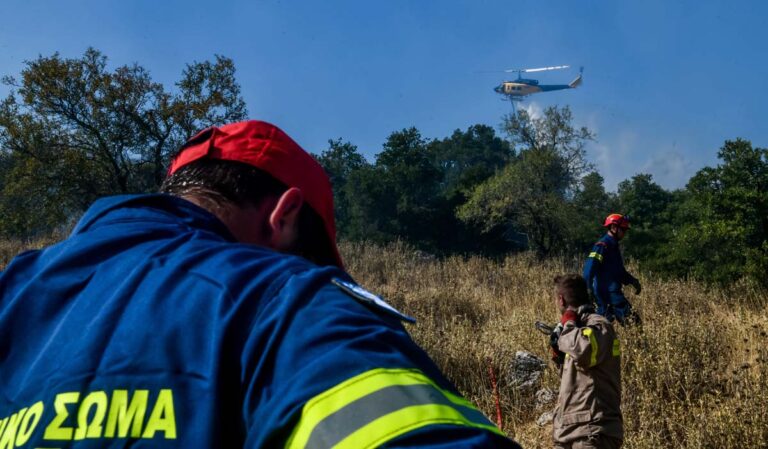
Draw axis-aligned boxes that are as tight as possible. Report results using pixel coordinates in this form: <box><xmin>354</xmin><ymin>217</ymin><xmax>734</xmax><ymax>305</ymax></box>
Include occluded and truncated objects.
<box><xmin>503</xmin><ymin>65</ymin><xmax>570</xmax><ymax>74</ymax></box>
<box><xmin>523</xmin><ymin>65</ymin><xmax>570</xmax><ymax>73</ymax></box>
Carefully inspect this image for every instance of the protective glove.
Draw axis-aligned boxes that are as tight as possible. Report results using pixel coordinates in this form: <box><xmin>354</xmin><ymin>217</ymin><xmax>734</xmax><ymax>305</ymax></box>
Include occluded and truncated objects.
<box><xmin>549</xmin><ymin>323</ymin><xmax>565</xmax><ymax>366</ymax></box>
<box><xmin>631</xmin><ymin>278</ymin><xmax>642</xmax><ymax>295</ymax></box>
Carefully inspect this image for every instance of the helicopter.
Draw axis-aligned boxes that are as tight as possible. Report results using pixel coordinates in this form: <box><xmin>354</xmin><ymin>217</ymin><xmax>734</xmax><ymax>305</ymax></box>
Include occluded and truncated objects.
<box><xmin>494</xmin><ymin>65</ymin><xmax>583</xmax><ymax>101</ymax></box>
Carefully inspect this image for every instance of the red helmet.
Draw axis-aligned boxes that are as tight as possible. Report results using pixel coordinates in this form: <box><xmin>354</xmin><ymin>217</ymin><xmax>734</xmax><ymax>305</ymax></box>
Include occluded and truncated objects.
<box><xmin>603</xmin><ymin>213</ymin><xmax>630</xmax><ymax>229</ymax></box>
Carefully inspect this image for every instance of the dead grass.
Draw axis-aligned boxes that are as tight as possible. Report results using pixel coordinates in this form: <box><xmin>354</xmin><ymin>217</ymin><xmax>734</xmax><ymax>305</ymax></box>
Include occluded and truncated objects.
<box><xmin>342</xmin><ymin>241</ymin><xmax>768</xmax><ymax>449</ymax></box>
<box><xmin>2</xmin><ymin>237</ymin><xmax>766</xmax><ymax>448</ymax></box>
<box><xmin>0</xmin><ymin>235</ymin><xmax>61</xmax><ymax>269</ymax></box>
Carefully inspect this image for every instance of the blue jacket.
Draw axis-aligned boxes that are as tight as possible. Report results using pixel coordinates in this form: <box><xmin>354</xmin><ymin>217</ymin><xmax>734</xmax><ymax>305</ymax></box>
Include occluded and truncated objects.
<box><xmin>583</xmin><ymin>233</ymin><xmax>637</xmax><ymax>298</ymax></box>
<box><xmin>0</xmin><ymin>194</ymin><xmax>518</xmax><ymax>449</ymax></box>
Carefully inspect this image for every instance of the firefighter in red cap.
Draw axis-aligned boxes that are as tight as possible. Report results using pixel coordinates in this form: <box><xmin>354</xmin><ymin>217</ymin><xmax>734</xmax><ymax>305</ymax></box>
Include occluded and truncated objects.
<box><xmin>582</xmin><ymin>213</ymin><xmax>642</xmax><ymax>325</ymax></box>
<box><xmin>0</xmin><ymin>120</ymin><xmax>520</xmax><ymax>448</ymax></box>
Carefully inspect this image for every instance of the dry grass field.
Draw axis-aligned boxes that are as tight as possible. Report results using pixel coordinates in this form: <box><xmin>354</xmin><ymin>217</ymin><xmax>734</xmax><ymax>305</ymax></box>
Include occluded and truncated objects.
<box><xmin>342</xmin><ymin>241</ymin><xmax>768</xmax><ymax>449</ymax></box>
<box><xmin>2</xmin><ymin>237</ymin><xmax>766</xmax><ymax>448</ymax></box>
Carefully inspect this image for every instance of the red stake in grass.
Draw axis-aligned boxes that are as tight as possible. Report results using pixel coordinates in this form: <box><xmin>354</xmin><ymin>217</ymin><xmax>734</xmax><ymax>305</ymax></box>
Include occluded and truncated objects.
<box><xmin>486</xmin><ymin>356</ymin><xmax>503</xmax><ymax>430</ymax></box>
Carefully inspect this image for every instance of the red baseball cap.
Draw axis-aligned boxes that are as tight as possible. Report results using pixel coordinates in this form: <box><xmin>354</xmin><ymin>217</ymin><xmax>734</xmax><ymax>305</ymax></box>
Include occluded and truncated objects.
<box><xmin>168</xmin><ymin>120</ymin><xmax>343</xmax><ymax>268</ymax></box>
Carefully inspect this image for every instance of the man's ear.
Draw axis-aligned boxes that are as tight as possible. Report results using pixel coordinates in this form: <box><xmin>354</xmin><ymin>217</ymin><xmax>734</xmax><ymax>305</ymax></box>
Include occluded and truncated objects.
<box><xmin>268</xmin><ymin>187</ymin><xmax>304</xmax><ymax>250</ymax></box>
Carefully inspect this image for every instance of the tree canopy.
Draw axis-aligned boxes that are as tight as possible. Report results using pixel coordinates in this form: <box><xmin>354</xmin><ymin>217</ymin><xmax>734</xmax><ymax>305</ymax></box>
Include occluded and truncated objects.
<box><xmin>458</xmin><ymin>106</ymin><xmax>594</xmax><ymax>256</ymax></box>
<box><xmin>0</xmin><ymin>48</ymin><xmax>246</xmax><ymax>236</ymax></box>
<box><xmin>662</xmin><ymin>139</ymin><xmax>768</xmax><ymax>286</ymax></box>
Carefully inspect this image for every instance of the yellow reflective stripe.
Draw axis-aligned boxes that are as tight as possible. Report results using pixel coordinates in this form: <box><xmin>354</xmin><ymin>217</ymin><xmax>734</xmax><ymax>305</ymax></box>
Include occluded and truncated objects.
<box><xmin>286</xmin><ymin>369</ymin><xmax>418</xmax><ymax>448</ymax></box>
<box><xmin>335</xmin><ymin>404</ymin><xmax>492</xmax><ymax>449</ymax></box>
<box><xmin>285</xmin><ymin>368</ymin><xmax>502</xmax><ymax>449</ymax></box>
<box><xmin>588</xmin><ymin>252</ymin><xmax>603</xmax><ymax>262</ymax></box>
<box><xmin>582</xmin><ymin>328</ymin><xmax>599</xmax><ymax>367</ymax></box>
<box><xmin>612</xmin><ymin>338</ymin><xmax>621</xmax><ymax>357</ymax></box>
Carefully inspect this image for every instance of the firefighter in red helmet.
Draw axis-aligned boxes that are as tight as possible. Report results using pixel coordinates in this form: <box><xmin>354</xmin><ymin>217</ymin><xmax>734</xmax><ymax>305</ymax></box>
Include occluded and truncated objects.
<box><xmin>582</xmin><ymin>213</ymin><xmax>642</xmax><ymax>325</ymax></box>
<box><xmin>603</xmin><ymin>213</ymin><xmax>630</xmax><ymax>230</ymax></box>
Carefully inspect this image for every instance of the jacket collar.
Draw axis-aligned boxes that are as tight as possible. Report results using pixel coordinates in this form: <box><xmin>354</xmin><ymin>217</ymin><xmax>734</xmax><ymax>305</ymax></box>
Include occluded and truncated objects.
<box><xmin>71</xmin><ymin>194</ymin><xmax>236</xmax><ymax>241</ymax></box>
<box><xmin>603</xmin><ymin>233</ymin><xmax>618</xmax><ymax>245</ymax></box>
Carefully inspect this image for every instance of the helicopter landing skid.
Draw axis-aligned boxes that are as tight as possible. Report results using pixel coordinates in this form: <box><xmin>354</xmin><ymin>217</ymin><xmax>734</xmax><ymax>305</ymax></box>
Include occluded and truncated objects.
<box><xmin>502</xmin><ymin>96</ymin><xmax>523</xmax><ymax>114</ymax></box>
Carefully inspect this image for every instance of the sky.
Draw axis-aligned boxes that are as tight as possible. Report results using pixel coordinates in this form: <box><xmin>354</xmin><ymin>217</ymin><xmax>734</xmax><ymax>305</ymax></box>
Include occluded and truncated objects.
<box><xmin>1</xmin><ymin>0</ymin><xmax>766</xmax><ymax>190</ymax></box>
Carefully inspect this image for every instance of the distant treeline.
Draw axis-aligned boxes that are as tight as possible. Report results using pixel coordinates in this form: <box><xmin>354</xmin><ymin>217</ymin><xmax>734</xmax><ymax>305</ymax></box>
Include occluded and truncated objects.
<box><xmin>316</xmin><ymin>114</ymin><xmax>767</xmax><ymax>289</ymax></box>
<box><xmin>1</xmin><ymin>49</ymin><xmax>766</xmax><ymax>288</ymax></box>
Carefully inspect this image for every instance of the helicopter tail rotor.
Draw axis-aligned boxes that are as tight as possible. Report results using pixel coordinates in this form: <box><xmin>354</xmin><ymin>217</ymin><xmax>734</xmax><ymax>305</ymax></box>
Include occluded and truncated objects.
<box><xmin>569</xmin><ymin>67</ymin><xmax>584</xmax><ymax>88</ymax></box>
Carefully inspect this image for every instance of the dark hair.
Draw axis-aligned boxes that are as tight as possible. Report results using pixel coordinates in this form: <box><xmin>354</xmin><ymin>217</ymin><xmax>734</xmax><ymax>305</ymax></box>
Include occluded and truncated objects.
<box><xmin>161</xmin><ymin>159</ymin><xmax>337</xmax><ymax>266</ymax></box>
<box><xmin>553</xmin><ymin>274</ymin><xmax>589</xmax><ymax>307</ymax></box>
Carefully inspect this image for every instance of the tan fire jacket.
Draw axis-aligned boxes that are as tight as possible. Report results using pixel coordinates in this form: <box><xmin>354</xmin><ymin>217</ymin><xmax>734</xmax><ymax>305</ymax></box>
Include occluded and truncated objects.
<box><xmin>553</xmin><ymin>310</ymin><xmax>623</xmax><ymax>443</ymax></box>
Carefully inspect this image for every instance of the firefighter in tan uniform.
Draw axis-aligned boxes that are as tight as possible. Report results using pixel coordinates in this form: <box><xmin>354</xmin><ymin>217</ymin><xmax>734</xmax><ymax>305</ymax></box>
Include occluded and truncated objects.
<box><xmin>550</xmin><ymin>274</ymin><xmax>623</xmax><ymax>449</ymax></box>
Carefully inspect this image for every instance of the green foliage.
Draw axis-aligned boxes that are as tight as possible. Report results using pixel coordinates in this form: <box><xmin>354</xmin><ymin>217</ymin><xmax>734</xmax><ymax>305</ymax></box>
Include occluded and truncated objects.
<box><xmin>343</xmin><ymin>128</ymin><xmax>444</xmax><ymax>248</ymax></box>
<box><xmin>458</xmin><ymin>106</ymin><xmax>594</xmax><ymax>256</ymax></box>
<box><xmin>501</xmin><ymin>105</ymin><xmax>593</xmax><ymax>192</ymax></box>
<box><xmin>428</xmin><ymin>124</ymin><xmax>512</xmax><ymax>201</ymax></box>
<box><xmin>0</xmin><ymin>48</ymin><xmax>246</xmax><ymax>237</ymax></box>
<box><xmin>342</xmin><ymin>164</ymin><xmax>394</xmax><ymax>243</ymax></box>
<box><xmin>427</xmin><ymin>125</ymin><xmax>514</xmax><ymax>253</ymax></box>
<box><xmin>323</xmin><ymin>124</ymin><xmax>516</xmax><ymax>254</ymax></box>
<box><xmin>616</xmin><ymin>174</ymin><xmax>675</xmax><ymax>263</ymax></box>
<box><xmin>618</xmin><ymin>173</ymin><xmax>673</xmax><ymax>229</ymax></box>
<box><xmin>664</xmin><ymin>139</ymin><xmax>768</xmax><ymax>287</ymax></box>
<box><xmin>316</xmin><ymin>139</ymin><xmax>368</xmax><ymax>188</ymax></box>
<box><xmin>572</xmin><ymin>172</ymin><xmax>616</xmax><ymax>250</ymax></box>
<box><xmin>315</xmin><ymin>138</ymin><xmax>369</xmax><ymax>236</ymax></box>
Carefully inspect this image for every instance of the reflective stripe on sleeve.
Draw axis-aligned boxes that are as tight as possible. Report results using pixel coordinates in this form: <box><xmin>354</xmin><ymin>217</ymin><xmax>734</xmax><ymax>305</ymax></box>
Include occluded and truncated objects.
<box><xmin>581</xmin><ymin>328</ymin><xmax>599</xmax><ymax>367</ymax></box>
<box><xmin>612</xmin><ymin>338</ymin><xmax>621</xmax><ymax>357</ymax></box>
<box><xmin>285</xmin><ymin>368</ymin><xmax>503</xmax><ymax>449</ymax></box>
<box><xmin>588</xmin><ymin>252</ymin><xmax>603</xmax><ymax>262</ymax></box>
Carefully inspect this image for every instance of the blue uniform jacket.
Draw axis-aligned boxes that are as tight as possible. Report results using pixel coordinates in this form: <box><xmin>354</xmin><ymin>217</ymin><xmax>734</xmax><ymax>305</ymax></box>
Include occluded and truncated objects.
<box><xmin>0</xmin><ymin>194</ymin><xmax>518</xmax><ymax>449</ymax></box>
<box><xmin>583</xmin><ymin>233</ymin><xmax>636</xmax><ymax>299</ymax></box>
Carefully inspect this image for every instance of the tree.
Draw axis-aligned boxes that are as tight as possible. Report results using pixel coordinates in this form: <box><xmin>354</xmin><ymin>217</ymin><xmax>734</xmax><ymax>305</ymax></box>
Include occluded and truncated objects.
<box><xmin>341</xmin><ymin>128</ymin><xmax>445</xmax><ymax>248</ymax></box>
<box><xmin>426</xmin><ymin>125</ymin><xmax>514</xmax><ymax>253</ymax></box>
<box><xmin>342</xmin><ymin>164</ymin><xmax>392</xmax><ymax>243</ymax></box>
<box><xmin>0</xmin><ymin>48</ymin><xmax>247</xmax><ymax>237</ymax></box>
<box><xmin>572</xmin><ymin>171</ymin><xmax>616</xmax><ymax>250</ymax></box>
<box><xmin>428</xmin><ymin>124</ymin><xmax>512</xmax><ymax>200</ymax></box>
<box><xmin>502</xmin><ymin>105</ymin><xmax>593</xmax><ymax>195</ymax></box>
<box><xmin>0</xmin><ymin>100</ymin><xmax>106</xmax><ymax>235</ymax></box>
<box><xmin>459</xmin><ymin>106</ymin><xmax>594</xmax><ymax>256</ymax></box>
<box><xmin>615</xmin><ymin>173</ymin><xmax>674</xmax><ymax>262</ymax></box>
<box><xmin>665</xmin><ymin>139</ymin><xmax>768</xmax><ymax>287</ymax></box>
<box><xmin>617</xmin><ymin>174</ymin><xmax>673</xmax><ymax>229</ymax></box>
<box><xmin>315</xmin><ymin>138</ymin><xmax>369</xmax><ymax>237</ymax></box>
